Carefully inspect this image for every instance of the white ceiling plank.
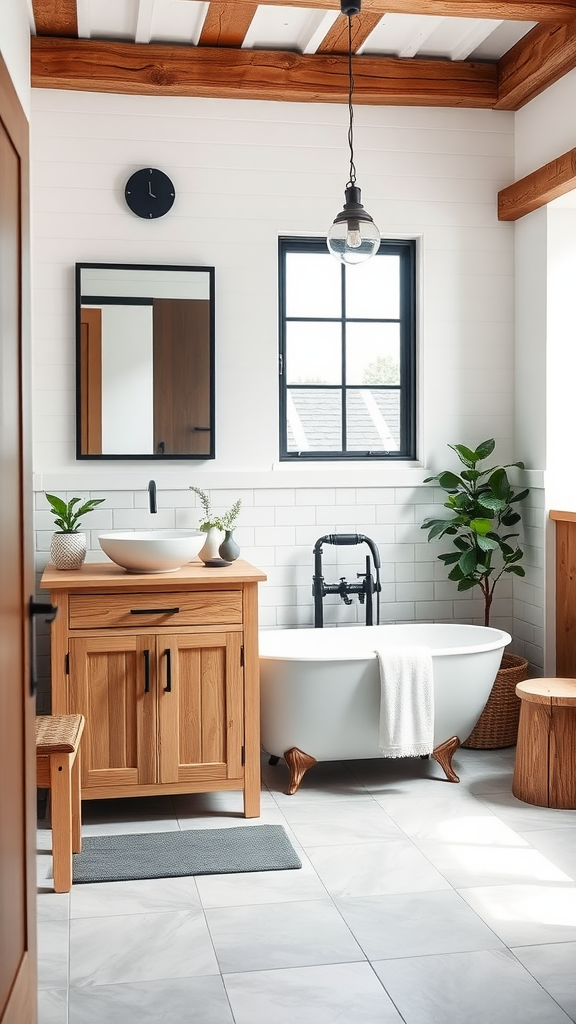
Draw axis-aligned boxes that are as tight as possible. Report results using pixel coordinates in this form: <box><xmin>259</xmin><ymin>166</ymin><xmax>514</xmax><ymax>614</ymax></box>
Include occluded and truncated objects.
<box><xmin>149</xmin><ymin>0</ymin><xmax>208</xmax><ymax>44</ymax></box>
<box><xmin>24</xmin><ymin>0</ymin><xmax>36</xmax><ymax>34</ymax></box>
<box><xmin>449</xmin><ymin>19</ymin><xmax>501</xmax><ymax>59</ymax></box>
<box><xmin>469</xmin><ymin>19</ymin><xmax>536</xmax><ymax>59</ymax></box>
<box><xmin>88</xmin><ymin>0</ymin><xmax>138</xmax><ymax>42</ymax></box>
<box><xmin>242</xmin><ymin>5</ymin><xmax>314</xmax><ymax>50</ymax></box>
<box><xmin>135</xmin><ymin>0</ymin><xmax>155</xmax><ymax>44</ymax></box>
<box><xmin>404</xmin><ymin>16</ymin><xmax>483</xmax><ymax>57</ymax></box>
<box><xmin>360</xmin><ymin>13</ymin><xmax>438</xmax><ymax>56</ymax></box>
<box><xmin>398</xmin><ymin>17</ymin><xmax>444</xmax><ymax>57</ymax></box>
<box><xmin>300</xmin><ymin>11</ymin><xmax>340</xmax><ymax>54</ymax></box>
<box><xmin>76</xmin><ymin>0</ymin><xmax>91</xmax><ymax>39</ymax></box>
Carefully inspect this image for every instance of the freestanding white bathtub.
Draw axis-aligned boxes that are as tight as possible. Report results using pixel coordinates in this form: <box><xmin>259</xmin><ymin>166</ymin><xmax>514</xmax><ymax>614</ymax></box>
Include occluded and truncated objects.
<box><xmin>259</xmin><ymin>623</ymin><xmax>511</xmax><ymax>793</ymax></box>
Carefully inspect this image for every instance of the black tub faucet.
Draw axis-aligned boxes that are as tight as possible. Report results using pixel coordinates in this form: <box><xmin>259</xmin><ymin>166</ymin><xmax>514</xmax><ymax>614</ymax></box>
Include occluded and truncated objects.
<box><xmin>312</xmin><ymin>533</ymin><xmax>382</xmax><ymax>627</ymax></box>
<box><xmin>148</xmin><ymin>480</ymin><xmax>157</xmax><ymax>514</ymax></box>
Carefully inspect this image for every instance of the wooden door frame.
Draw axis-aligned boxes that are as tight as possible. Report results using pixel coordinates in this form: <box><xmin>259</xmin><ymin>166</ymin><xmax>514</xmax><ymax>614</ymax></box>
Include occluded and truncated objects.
<box><xmin>0</xmin><ymin>45</ymin><xmax>36</xmax><ymax>1024</ymax></box>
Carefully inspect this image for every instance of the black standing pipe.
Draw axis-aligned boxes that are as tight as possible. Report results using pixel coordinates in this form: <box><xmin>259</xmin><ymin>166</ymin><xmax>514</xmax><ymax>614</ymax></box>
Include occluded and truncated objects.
<box><xmin>363</xmin><ymin>555</ymin><xmax>374</xmax><ymax>626</ymax></box>
<box><xmin>312</xmin><ymin>538</ymin><xmax>326</xmax><ymax>627</ymax></box>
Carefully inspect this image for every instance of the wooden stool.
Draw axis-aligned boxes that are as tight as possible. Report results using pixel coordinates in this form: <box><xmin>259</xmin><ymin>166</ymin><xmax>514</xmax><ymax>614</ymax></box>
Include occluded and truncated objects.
<box><xmin>36</xmin><ymin>714</ymin><xmax>85</xmax><ymax>892</ymax></box>
<box><xmin>512</xmin><ymin>679</ymin><xmax>576</xmax><ymax>808</ymax></box>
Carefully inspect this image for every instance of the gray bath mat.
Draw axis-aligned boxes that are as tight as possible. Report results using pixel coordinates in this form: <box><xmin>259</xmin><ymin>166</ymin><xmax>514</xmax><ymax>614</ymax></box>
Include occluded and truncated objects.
<box><xmin>73</xmin><ymin>824</ymin><xmax>301</xmax><ymax>884</ymax></box>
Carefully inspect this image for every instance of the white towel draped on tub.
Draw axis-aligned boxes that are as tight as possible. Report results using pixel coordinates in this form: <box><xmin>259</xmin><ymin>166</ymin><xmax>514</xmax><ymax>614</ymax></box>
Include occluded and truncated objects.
<box><xmin>376</xmin><ymin>646</ymin><xmax>434</xmax><ymax>757</ymax></box>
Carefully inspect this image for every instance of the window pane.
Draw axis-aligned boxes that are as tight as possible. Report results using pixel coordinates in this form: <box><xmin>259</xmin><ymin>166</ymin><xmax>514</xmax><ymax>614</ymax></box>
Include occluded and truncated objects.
<box><xmin>346</xmin><ymin>389</ymin><xmax>400</xmax><ymax>451</ymax></box>
<box><xmin>286</xmin><ymin>252</ymin><xmax>341</xmax><ymax>318</ymax></box>
<box><xmin>287</xmin><ymin>389</ymin><xmax>342</xmax><ymax>451</ymax></box>
<box><xmin>345</xmin><ymin>255</ymin><xmax>400</xmax><ymax>319</ymax></box>
<box><xmin>286</xmin><ymin>322</ymin><xmax>341</xmax><ymax>384</ymax></box>
<box><xmin>345</xmin><ymin>323</ymin><xmax>400</xmax><ymax>385</ymax></box>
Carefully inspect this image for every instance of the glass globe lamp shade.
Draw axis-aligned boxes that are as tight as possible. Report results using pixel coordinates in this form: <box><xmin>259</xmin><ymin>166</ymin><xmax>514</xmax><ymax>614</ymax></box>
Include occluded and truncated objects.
<box><xmin>327</xmin><ymin>185</ymin><xmax>381</xmax><ymax>265</ymax></box>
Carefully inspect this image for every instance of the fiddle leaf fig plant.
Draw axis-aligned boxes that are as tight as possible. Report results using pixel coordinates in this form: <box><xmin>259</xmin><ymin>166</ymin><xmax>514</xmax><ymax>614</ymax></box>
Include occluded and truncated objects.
<box><xmin>421</xmin><ymin>439</ymin><xmax>529</xmax><ymax>626</ymax></box>
<box><xmin>46</xmin><ymin>493</ymin><xmax>105</xmax><ymax>533</ymax></box>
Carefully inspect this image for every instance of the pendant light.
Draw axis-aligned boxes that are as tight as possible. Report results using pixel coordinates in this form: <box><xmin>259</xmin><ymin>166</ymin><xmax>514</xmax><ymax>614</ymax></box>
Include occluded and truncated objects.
<box><xmin>327</xmin><ymin>0</ymin><xmax>381</xmax><ymax>265</ymax></box>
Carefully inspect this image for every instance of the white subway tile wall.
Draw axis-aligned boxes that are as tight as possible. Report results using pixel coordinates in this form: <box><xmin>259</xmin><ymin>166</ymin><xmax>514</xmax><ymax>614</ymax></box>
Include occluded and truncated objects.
<box><xmin>34</xmin><ymin>484</ymin><xmax>544</xmax><ymax>713</ymax></box>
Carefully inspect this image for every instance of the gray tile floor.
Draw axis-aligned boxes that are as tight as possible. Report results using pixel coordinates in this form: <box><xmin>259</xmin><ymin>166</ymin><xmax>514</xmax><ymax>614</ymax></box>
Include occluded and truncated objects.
<box><xmin>37</xmin><ymin>747</ymin><xmax>576</xmax><ymax>1024</ymax></box>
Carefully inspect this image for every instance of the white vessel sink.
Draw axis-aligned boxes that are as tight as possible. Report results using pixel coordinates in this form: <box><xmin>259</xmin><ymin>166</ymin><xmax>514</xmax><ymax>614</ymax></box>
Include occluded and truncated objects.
<box><xmin>98</xmin><ymin>530</ymin><xmax>205</xmax><ymax>573</ymax></box>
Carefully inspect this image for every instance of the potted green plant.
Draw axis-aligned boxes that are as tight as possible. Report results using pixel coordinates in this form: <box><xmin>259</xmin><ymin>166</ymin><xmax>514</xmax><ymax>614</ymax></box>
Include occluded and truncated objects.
<box><xmin>46</xmin><ymin>493</ymin><xmax>105</xmax><ymax>570</ymax></box>
<box><xmin>189</xmin><ymin>487</ymin><xmax>242</xmax><ymax>564</ymax></box>
<box><xmin>421</xmin><ymin>439</ymin><xmax>529</xmax><ymax>747</ymax></box>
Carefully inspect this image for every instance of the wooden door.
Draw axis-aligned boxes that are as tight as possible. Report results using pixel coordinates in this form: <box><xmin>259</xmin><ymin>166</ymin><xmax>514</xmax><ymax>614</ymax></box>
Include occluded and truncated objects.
<box><xmin>79</xmin><ymin>308</ymin><xmax>102</xmax><ymax>454</ymax></box>
<box><xmin>69</xmin><ymin>636</ymin><xmax>157</xmax><ymax>793</ymax></box>
<box><xmin>0</xmin><ymin>54</ymin><xmax>36</xmax><ymax>1024</ymax></box>
<box><xmin>158</xmin><ymin>632</ymin><xmax>244</xmax><ymax>785</ymax></box>
<box><xmin>153</xmin><ymin>298</ymin><xmax>211</xmax><ymax>455</ymax></box>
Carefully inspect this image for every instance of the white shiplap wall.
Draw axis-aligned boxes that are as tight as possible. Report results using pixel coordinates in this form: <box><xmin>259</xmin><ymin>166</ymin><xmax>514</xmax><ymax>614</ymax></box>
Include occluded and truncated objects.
<box><xmin>31</xmin><ymin>89</ymin><xmax>544</xmax><ymax>708</ymax></box>
<box><xmin>31</xmin><ymin>90</ymin><xmax>516</xmax><ymax>474</ymax></box>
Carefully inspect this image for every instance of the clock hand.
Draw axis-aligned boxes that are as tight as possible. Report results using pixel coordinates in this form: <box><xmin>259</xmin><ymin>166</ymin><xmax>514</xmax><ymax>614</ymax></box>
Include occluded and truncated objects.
<box><xmin>148</xmin><ymin>182</ymin><xmax>156</xmax><ymax>198</ymax></box>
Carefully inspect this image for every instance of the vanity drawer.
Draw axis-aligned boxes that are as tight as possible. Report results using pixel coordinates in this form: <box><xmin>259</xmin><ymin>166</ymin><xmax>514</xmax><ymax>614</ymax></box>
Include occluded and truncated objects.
<box><xmin>68</xmin><ymin>591</ymin><xmax>243</xmax><ymax>629</ymax></box>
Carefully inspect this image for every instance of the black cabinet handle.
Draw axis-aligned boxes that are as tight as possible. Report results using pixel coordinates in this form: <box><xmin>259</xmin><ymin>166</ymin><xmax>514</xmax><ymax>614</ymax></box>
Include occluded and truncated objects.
<box><xmin>28</xmin><ymin>598</ymin><xmax>57</xmax><ymax>697</ymax></box>
<box><xmin>164</xmin><ymin>648</ymin><xmax>172</xmax><ymax>692</ymax></box>
<box><xmin>143</xmin><ymin>649</ymin><xmax>150</xmax><ymax>693</ymax></box>
<box><xmin>130</xmin><ymin>608</ymin><xmax>180</xmax><ymax>615</ymax></box>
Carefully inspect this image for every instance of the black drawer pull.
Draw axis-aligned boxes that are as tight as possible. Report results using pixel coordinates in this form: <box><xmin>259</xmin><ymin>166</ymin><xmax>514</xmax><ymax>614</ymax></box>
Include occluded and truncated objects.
<box><xmin>143</xmin><ymin>649</ymin><xmax>151</xmax><ymax>693</ymax></box>
<box><xmin>130</xmin><ymin>607</ymin><xmax>180</xmax><ymax>615</ymax></box>
<box><xmin>164</xmin><ymin>648</ymin><xmax>172</xmax><ymax>692</ymax></box>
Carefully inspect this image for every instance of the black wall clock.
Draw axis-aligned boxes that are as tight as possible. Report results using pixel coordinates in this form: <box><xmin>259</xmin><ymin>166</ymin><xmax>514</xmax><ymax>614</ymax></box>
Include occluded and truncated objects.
<box><xmin>124</xmin><ymin>168</ymin><xmax>175</xmax><ymax>219</ymax></box>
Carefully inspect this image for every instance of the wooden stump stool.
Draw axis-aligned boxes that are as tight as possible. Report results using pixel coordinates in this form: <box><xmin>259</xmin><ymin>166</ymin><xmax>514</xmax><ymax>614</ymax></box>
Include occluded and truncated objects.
<box><xmin>36</xmin><ymin>714</ymin><xmax>85</xmax><ymax>892</ymax></box>
<box><xmin>512</xmin><ymin>679</ymin><xmax>576</xmax><ymax>808</ymax></box>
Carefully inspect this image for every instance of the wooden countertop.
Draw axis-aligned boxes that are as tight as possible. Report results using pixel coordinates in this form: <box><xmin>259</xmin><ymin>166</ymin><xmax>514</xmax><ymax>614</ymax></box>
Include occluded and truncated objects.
<box><xmin>41</xmin><ymin>559</ymin><xmax>267</xmax><ymax>592</ymax></box>
<box><xmin>550</xmin><ymin>510</ymin><xmax>576</xmax><ymax>523</ymax></box>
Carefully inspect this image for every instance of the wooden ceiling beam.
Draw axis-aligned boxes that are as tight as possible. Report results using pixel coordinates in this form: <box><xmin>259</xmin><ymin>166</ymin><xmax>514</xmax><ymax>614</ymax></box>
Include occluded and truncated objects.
<box><xmin>31</xmin><ymin>36</ymin><xmax>498</xmax><ymax>107</ymax></box>
<box><xmin>31</xmin><ymin>0</ymin><xmax>77</xmax><ymax>36</ymax></box>
<box><xmin>498</xmin><ymin>147</ymin><xmax>576</xmax><ymax>219</ymax></box>
<box><xmin>255</xmin><ymin>0</ymin><xmax>576</xmax><ymax>21</ymax></box>
<box><xmin>496</xmin><ymin>19</ymin><xmax>576</xmax><ymax>108</ymax></box>
<box><xmin>316</xmin><ymin>11</ymin><xmax>383</xmax><ymax>53</ymax></box>
<box><xmin>198</xmin><ymin>3</ymin><xmax>258</xmax><ymax>47</ymax></box>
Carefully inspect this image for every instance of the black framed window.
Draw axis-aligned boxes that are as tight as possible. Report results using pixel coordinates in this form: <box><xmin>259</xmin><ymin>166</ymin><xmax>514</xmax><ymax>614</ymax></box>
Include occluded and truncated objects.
<box><xmin>279</xmin><ymin>237</ymin><xmax>416</xmax><ymax>461</ymax></box>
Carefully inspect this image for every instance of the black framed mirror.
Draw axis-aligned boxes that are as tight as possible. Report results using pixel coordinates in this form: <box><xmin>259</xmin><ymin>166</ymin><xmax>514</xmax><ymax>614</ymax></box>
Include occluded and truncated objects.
<box><xmin>76</xmin><ymin>262</ymin><xmax>215</xmax><ymax>460</ymax></box>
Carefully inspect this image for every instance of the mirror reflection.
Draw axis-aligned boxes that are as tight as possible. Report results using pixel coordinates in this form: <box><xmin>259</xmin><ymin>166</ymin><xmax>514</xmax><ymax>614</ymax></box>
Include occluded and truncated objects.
<box><xmin>76</xmin><ymin>263</ymin><xmax>215</xmax><ymax>459</ymax></box>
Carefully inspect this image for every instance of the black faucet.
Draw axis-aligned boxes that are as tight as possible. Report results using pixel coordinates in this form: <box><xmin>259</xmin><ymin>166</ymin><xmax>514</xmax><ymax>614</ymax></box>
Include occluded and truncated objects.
<box><xmin>148</xmin><ymin>480</ymin><xmax>157</xmax><ymax>514</ymax></box>
<box><xmin>312</xmin><ymin>533</ymin><xmax>382</xmax><ymax>627</ymax></box>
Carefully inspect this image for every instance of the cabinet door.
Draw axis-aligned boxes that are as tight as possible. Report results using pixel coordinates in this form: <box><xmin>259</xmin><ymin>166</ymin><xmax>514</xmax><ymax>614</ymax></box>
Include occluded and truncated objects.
<box><xmin>158</xmin><ymin>632</ymin><xmax>244</xmax><ymax>785</ymax></box>
<box><xmin>69</xmin><ymin>635</ymin><xmax>157</xmax><ymax>790</ymax></box>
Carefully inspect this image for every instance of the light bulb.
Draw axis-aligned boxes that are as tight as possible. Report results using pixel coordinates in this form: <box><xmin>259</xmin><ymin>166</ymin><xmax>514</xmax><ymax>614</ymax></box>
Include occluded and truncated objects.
<box><xmin>327</xmin><ymin>185</ymin><xmax>380</xmax><ymax>265</ymax></box>
<box><xmin>346</xmin><ymin>221</ymin><xmax>362</xmax><ymax>249</ymax></box>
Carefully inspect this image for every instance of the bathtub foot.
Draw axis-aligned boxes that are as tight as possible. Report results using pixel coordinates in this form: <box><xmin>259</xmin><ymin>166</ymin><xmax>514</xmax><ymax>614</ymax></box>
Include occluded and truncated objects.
<box><xmin>284</xmin><ymin>747</ymin><xmax>317</xmax><ymax>795</ymax></box>
<box><xmin>268</xmin><ymin>755</ymin><xmax>280</xmax><ymax>766</ymax></box>
<box><xmin>432</xmin><ymin>736</ymin><xmax>460</xmax><ymax>783</ymax></box>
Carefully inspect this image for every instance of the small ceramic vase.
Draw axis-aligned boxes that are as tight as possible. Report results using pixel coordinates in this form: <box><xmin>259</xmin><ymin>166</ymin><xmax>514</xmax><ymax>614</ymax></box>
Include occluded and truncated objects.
<box><xmin>198</xmin><ymin>527</ymin><xmax>224</xmax><ymax>564</ymax></box>
<box><xmin>50</xmin><ymin>531</ymin><xmax>87</xmax><ymax>571</ymax></box>
<box><xmin>219</xmin><ymin>530</ymin><xmax>240</xmax><ymax>563</ymax></box>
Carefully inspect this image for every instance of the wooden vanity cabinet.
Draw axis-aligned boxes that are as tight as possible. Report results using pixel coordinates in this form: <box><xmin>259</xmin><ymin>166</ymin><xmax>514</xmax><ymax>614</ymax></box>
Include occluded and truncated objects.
<box><xmin>40</xmin><ymin>561</ymin><xmax>266</xmax><ymax>817</ymax></box>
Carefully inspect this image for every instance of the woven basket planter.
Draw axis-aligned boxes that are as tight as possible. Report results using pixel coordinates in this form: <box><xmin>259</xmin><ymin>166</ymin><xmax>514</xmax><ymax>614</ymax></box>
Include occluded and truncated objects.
<box><xmin>50</xmin><ymin>531</ymin><xmax>87</xmax><ymax>571</ymax></box>
<box><xmin>462</xmin><ymin>652</ymin><xmax>529</xmax><ymax>749</ymax></box>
